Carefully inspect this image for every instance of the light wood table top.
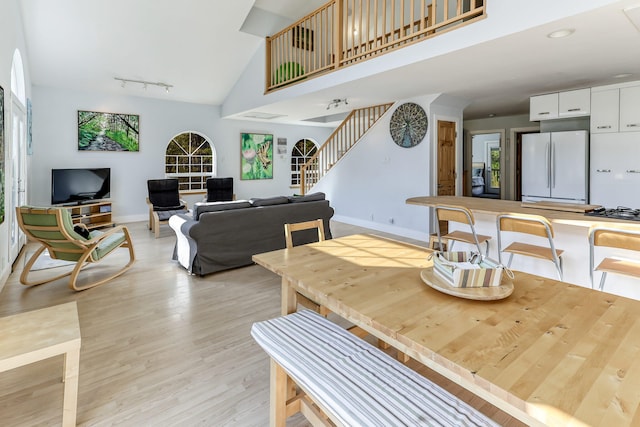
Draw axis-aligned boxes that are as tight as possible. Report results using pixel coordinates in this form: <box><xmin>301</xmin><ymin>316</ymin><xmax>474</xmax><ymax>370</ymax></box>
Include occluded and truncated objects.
<box><xmin>0</xmin><ymin>302</ymin><xmax>81</xmax><ymax>427</ymax></box>
<box><xmin>407</xmin><ymin>195</ymin><xmax>638</xmax><ymax>227</ymax></box>
<box><xmin>253</xmin><ymin>234</ymin><xmax>640</xmax><ymax>426</ymax></box>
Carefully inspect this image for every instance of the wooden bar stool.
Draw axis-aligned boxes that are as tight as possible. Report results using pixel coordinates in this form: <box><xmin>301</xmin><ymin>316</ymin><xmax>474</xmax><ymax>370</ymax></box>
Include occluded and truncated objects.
<box><xmin>496</xmin><ymin>212</ymin><xmax>564</xmax><ymax>281</ymax></box>
<box><xmin>589</xmin><ymin>225</ymin><xmax>640</xmax><ymax>291</ymax></box>
<box><xmin>435</xmin><ymin>204</ymin><xmax>491</xmax><ymax>256</ymax></box>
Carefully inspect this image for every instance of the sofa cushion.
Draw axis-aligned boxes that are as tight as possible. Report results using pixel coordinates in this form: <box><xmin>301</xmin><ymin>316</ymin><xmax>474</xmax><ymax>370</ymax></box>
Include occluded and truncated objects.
<box><xmin>249</xmin><ymin>196</ymin><xmax>290</xmax><ymax>207</ymax></box>
<box><xmin>288</xmin><ymin>192</ymin><xmax>326</xmax><ymax>203</ymax></box>
<box><xmin>193</xmin><ymin>200</ymin><xmax>252</xmax><ymax>220</ymax></box>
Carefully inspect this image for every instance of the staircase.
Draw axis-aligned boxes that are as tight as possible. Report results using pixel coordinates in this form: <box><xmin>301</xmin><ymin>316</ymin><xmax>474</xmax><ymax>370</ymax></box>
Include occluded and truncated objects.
<box><xmin>300</xmin><ymin>103</ymin><xmax>393</xmax><ymax>194</ymax></box>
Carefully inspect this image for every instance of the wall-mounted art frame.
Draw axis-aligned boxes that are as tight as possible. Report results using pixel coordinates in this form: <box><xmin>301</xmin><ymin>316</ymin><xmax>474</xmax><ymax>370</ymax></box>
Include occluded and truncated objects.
<box><xmin>241</xmin><ymin>132</ymin><xmax>273</xmax><ymax>180</ymax></box>
<box><xmin>0</xmin><ymin>85</ymin><xmax>5</xmax><ymax>224</ymax></box>
<box><xmin>277</xmin><ymin>137</ymin><xmax>287</xmax><ymax>155</ymax></box>
<box><xmin>292</xmin><ymin>25</ymin><xmax>314</xmax><ymax>51</ymax></box>
<box><xmin>78</xmin><ymin>110</ymin><xmax>139</xmax><ymax>151</ymax></box>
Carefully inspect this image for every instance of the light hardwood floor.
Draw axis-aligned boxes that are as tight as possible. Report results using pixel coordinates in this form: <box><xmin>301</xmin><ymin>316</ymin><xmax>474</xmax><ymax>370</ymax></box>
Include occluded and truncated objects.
<box><xmin>0</xmin><ymin>220</ymin><xmax>523</xmax><ymax>426</ymax></box>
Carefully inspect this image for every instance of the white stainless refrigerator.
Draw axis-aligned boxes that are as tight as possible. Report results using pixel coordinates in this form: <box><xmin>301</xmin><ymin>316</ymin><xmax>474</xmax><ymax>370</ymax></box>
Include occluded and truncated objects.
<box><xmin>521</xmin><ymin>130</ymin><xmax>589</xmax><ymax>204</ymax></box>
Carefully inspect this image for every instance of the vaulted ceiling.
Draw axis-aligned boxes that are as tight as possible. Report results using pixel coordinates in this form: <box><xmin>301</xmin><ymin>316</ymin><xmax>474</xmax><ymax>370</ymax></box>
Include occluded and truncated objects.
<box><xmin>18</xmin><ymin>0</ymin><xmax>640</xmax><ymax>122</ymax></box>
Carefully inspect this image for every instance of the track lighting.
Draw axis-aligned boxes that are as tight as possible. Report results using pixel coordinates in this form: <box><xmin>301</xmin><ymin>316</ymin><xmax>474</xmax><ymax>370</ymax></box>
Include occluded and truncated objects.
<box><xmin>326</xmin><ymin>98</ymin><xmax>348</xmax><ymax>110</ymax></box>
<box><xmin>114</xmin><ymin>77</ymin><xmax>173</xmax><ymax>93</ymax></box>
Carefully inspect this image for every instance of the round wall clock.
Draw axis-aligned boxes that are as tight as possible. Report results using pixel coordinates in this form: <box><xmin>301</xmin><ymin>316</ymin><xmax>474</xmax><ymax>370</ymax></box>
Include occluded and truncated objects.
<box><xmin>389</xmin><ymin>102</ymin><xmax>428</xmax><ymax>148</ymax></box>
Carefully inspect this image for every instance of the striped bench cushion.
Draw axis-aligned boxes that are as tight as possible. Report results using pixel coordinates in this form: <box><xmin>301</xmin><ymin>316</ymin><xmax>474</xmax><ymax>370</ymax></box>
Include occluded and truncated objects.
<box><xmin>251</xmin><ymin>310</ymin><xmax>498</xmax><ymax>427</ymax></box>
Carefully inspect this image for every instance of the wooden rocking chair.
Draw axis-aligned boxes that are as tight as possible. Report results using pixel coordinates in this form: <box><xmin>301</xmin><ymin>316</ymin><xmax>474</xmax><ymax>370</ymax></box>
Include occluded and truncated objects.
<box><xmin>17</xmin><ymin>206</ymin><xmax>136</xmax><ymax>291</ymax></box>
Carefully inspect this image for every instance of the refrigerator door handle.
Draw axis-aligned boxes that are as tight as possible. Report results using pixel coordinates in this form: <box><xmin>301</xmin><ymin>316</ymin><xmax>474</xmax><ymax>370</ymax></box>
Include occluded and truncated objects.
<box><xmin>551</xmin><ymin>142</ymin><xmax>556</xmax><ymax>188</ymax></box>
<box><xmin>546</xmin><ymin>142</ymin><xmax>551</xmax><ymax>188</ymax></box>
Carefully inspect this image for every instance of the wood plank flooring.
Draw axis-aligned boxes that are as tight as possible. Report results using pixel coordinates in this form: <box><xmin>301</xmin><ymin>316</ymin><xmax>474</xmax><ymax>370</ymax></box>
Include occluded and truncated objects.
<box><xmin>0</xmin><ymin>221</ymin><xmax>524</xmax><ymax>426</ymax></box>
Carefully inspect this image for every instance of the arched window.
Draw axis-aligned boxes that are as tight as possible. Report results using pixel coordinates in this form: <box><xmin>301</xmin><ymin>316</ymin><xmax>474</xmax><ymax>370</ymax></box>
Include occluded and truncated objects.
<box><xmin>11</xmin><ymin>49</ymin><xmax>26</xmax><ymax>106</ymax></box>
<box><xmin>291</xmin><ymin>138</ymin><xmax>318</xmax><ymax>186</ymax></box>
<box><xmin>165</xmin><ymin>132</ymin><xmax>215</xmax><ymax>192</ymax></box>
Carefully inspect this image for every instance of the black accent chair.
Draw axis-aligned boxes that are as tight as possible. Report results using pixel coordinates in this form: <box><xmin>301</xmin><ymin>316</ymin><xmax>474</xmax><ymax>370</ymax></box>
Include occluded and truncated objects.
<box><xmin>205</xmin><ymin>177</ymin><xmax>234</xmax><ymax>202</ymax></box>
<box><xmin>146</xmin><ymin>179</ymin><xmax>188</xmax><ymax>238</ymax></box>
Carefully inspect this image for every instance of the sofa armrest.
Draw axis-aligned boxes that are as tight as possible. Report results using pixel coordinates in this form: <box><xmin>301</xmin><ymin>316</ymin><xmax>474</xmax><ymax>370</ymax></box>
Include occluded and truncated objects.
<box><xmin>169</xmin><ymin>214</ymin><xmax>198</xmax><ymax>272</ymax></box>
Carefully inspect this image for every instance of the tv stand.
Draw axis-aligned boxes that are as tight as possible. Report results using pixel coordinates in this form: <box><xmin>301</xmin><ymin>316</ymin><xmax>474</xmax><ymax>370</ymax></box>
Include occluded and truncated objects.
<box><xmin>64</xmin><ymin>201</ymin><xmax>113</xmax><ymax>229</ymax></box>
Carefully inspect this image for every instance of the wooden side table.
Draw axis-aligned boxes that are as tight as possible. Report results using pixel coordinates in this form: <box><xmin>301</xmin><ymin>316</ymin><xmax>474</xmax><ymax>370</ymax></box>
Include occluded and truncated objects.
<box><xmin>0</xmin><ymin>302</ymin><xmax>81</xmax><ymax>426</ymax></box>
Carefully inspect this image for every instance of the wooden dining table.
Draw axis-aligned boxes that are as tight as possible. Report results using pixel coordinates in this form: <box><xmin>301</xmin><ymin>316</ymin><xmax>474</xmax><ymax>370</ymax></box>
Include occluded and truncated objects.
<box><xmin>253</xmin><ymin>233</ymin><xmax>640</xmax><ymax>427</ymax></box>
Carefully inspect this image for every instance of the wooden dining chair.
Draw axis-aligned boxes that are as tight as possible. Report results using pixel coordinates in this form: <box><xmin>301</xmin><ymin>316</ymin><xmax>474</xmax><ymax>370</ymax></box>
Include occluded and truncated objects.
<box><xmin>284</xmin><ymin>219</ymin><xmax>329</xmax><ymax>316</ymax></box>
<box><xmin>496</xmin><ymin>212</ymin><xmax>564</xmax><ymax>281</ymax></box>
<box><xmin>435</xmin><ymin>204</ymin><xmax>491</xmax><ymax>256</ymax></box>
<box><xmin>589</xmin><ymin>225</ymin><xmax>640</xmax><ymax>291</ymax></box>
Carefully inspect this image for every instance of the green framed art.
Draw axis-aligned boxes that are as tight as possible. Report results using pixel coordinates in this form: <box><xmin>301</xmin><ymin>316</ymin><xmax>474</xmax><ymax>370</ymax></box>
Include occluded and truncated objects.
<box><xmin>241</xmin><ymin>133</ymin><xmax>273</xmax><ymax>180</ymax></box>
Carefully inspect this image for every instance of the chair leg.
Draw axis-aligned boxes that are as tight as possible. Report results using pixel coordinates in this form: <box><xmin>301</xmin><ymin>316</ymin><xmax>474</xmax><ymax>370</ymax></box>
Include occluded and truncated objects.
<box><xmin>556</xmin><ymin>257</ymin><xmax>564</xmax><ymax>281</ymax></box>
<box><xmin>484</xmin><ymin>240</ymin><xmax>489</xmax><ymax>257</ymax></box>
<box><xmin>20</xmin><ymin>245</ymin><xmax>74</xmax><ymax>287</ymax></box>
<box><xmin>599</xmin><ymin>272</ymin><xmax>608</xmax><ymax>291</ymax></box>
<box><xmin>507</xmin><ymin>253</ymin><xmax>514</xmax><ymax>268</ymax></box>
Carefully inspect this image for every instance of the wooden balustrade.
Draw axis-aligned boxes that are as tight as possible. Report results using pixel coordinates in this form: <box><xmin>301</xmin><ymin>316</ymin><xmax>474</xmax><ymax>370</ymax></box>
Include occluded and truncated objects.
<box><xmin>300</xmin><ymin>103</ymin><xmax>393</xmax><ymax>194</ymax></box>
<box><xmin>266</xmin><ymin>0</ymin><xmax>486</xmax><ymax>92</ymax></box>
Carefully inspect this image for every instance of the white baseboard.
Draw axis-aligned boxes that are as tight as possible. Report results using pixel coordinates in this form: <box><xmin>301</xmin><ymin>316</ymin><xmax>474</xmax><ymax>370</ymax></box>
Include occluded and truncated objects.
<box><xmin>331</xmin><ymin>214</ymin><xmax>429</xmax><ymax>242</ymax></box>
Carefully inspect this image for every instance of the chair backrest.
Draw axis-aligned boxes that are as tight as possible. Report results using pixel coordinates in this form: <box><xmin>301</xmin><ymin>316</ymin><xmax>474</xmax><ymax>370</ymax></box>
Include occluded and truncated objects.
<box><xmin>497</xmin><ymin>213</ymin><xmax>554</xmax><ymax>239</ymax></box>
<box><xmin>589</xmin><ymin>225</ymin><xmax>640</xmax><ymax>251</ymax></box>
<box><xmin>435</xmin><ymin>204</ymin><xmax>476</xmax><ymax>226</ymax></box>
<box><xmin>147</xmin><ymin>179</ymin><xmax>182</xmax><ymax>209</ymax></box>
<box><xmin>284</xmin><ymin>219</ymin><xmax>325</xmax><ymax>249</ymax></box>
<box><xmin>206</xmin><ymin>177</ymin><xmax>234</xmax><ymax>202</ymax></box>
<box><xmin>17</xmin><ymin>206</ymin><xmax>91</xmax><ymax>262</ymax></box>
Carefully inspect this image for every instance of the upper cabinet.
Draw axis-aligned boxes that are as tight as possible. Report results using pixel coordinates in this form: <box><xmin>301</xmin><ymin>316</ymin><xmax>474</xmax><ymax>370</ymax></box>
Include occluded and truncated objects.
<box><xmin>530</xmin><ymin>93</ymin><xmax>559</xmax><ymax>121</ymax></box>
<box><xmin>620</xmin><ymin>86</ymin><xmax>640</xmax><ymax>132</ymax></box>
<box><xmin>530</xmin><ymin>88</ymin><xmax>590</xmax><ymax>121</ymax></box>
<box><xmin>591</xmin><ymin>83</ymin><xmax>640</xmax><ymax>133</ymax></box>
<box><xmin>559</xmin><ymin>89</ymin><xmax>591</xmax><ymax>117</ymax></box>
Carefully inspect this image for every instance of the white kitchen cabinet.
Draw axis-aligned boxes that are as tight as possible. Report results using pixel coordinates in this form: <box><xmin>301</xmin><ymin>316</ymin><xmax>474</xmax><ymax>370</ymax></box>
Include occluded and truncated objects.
<box><xmin>590</xmin><ymin>89</ymin><xmax>619</xmax><ymax>133</ymax></box>
<box><xmin>559</xmin><ymin>88</ymin><xmax>590</xmax><ymax>117</ymax></box>
<box><xmin>530</xmin><ymin>93</ymin><xmax>558</xmax><ymax>121</ymax></box>
<box><xmin>620</xmin><ymin>86</ymin><xmax>640</xmax><ymax>132</ymax></box>
<box><xmin>590</xmin><ymin>133</ymin><xmax>640</xmax><ymax>208</ymax></box>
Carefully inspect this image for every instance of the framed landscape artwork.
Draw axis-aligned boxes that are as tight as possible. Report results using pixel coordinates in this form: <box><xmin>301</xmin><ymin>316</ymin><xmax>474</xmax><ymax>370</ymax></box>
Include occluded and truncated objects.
<box><xmin>241</xmin><ymin>132</ymin><xmax>273</xmax><ymax>180</ymax></box>
<box><xmin>78</xmin><ymin>110</ymin><xmax>139</xmax><ymax>152</ymax></box>
<box><xmin>0</xmin><ymin>85</ymin><xmax>4</xmax><ymax>224</ymax></box>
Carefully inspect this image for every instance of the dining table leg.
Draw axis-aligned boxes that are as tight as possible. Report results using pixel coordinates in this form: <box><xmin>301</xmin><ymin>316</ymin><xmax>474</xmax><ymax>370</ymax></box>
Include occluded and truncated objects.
<box><xmin>281</xmin><ymin>277</ymin><xmax>297</xmax><ymax>315</ymax></box>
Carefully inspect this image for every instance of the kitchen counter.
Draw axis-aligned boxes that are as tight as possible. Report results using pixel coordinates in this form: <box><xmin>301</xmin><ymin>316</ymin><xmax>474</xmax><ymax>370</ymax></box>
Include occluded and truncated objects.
<box><xmin>406</xmin><ymin>196</ymin><xmax>640</xmax><ymax>299</ymax></box>
<box><xmin>407</xmin><ymin>196</ymin><xmax>638</xmax><ymax>227</ymax></box>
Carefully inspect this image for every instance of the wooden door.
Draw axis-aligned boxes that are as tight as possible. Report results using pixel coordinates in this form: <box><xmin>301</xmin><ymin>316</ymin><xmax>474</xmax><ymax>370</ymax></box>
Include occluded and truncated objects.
<box><xmin>437</xmin><ymin>120</ymin><xmax>456</xmax><ymax>196</ymax></box>
<box><xmin>437</xmin><ymin>120</ymin><xmax>456</xmax><ymax>235</ymax></box>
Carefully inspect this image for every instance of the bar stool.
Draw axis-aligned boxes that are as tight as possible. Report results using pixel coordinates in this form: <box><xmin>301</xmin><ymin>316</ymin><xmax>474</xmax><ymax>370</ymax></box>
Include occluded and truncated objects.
<box><xmin>435</xmin><ymin>204</ymin><xmax>491</xmax><ymax>256</ymax></box>
<box><xmin>496</xmin><ymin>212</ymin><xmax>564</xmax><ymax>280</ymax></box>
<box><xmin>589</xmin><ymin>225</ymin><xmax>640</xmax><ymax>291</ymax></box>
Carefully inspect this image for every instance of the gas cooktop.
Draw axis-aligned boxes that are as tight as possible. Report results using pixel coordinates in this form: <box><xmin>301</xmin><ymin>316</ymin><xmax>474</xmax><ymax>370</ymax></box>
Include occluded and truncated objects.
<box><xmin>585</xmin><ymin>206</ymin><xmax>640</xmax><ymax>221</ymax></box>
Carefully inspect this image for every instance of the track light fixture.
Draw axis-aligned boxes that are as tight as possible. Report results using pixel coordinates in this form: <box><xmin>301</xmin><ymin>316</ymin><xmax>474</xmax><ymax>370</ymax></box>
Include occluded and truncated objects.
<box><xmin>327</xmin><ymin>98</ymin><xmax>348</xmax><ymax>110</ymax></box>
<box><xmin>114</xmin><ymin>77</ymin><xmax>173</xmax><ymax>93</ymax></box>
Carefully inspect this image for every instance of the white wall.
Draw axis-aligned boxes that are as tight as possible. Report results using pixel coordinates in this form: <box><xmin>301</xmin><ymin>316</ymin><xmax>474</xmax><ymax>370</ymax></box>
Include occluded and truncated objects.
<box><xmin>30</xmin><ymin>86</ymin><xmax>333</xmax><ymax>223</ymax></box>
<box><xmin>312</xmin><ymin>94</ymin><xmax>465</xmax><ymax>242</ymax></box>
<box><xmin>0</xmin><ymin>0</ymin><xmax>32</xmax><ymax>284</ymax></box>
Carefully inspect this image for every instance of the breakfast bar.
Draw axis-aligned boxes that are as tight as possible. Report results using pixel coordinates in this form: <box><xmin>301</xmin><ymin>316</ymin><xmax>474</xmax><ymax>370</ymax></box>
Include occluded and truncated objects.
<box><xmin>406</xmin><ymin>196</ymin><xmax>640</xmax><ymax>300</ymax></box>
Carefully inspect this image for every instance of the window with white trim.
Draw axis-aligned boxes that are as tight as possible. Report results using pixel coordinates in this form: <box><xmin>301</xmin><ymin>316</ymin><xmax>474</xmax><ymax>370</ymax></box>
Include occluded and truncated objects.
<box><xmin>165</xmin><ymin>132</ymin><xmax>215</xmax><ymax>192</ymax></box>
<box><xmin>291</xmin><ymin>139</ymin><xmax>318</xmax><ymax>186</ymax></box>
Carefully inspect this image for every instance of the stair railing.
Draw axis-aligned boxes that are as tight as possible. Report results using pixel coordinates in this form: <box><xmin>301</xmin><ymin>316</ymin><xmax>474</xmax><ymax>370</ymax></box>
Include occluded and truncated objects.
<box><xmin>300</xmin><ymin>103</ymin><xmax>393</xmax><ymax>194</ymax></box>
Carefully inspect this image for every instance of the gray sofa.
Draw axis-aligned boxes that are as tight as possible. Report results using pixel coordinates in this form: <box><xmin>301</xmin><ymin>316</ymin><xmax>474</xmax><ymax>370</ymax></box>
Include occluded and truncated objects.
<box><xmin>169</xmin><ymin>193</ymin><xmax>334</xmax><ymax>276</ymax></box>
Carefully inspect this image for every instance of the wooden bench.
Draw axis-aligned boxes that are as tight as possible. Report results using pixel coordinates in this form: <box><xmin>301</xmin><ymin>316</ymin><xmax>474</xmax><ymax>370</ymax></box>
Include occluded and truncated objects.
<box><xmin>251</xmin><ymin>310</ymin><xmax>498</xmax><ymax>427</ymax></box>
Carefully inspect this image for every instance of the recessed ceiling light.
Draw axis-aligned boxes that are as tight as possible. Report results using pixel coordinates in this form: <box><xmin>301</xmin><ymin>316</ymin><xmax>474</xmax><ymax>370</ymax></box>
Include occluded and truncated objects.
<box><xmin>547</xmin><ymin>28</ymin><xmax>575</xmax><ymax>38</ymax></box>
<box><xmin>613</xmin><ymin>73</ymin><xmax>633</xmax><ymax>79</ymax></box>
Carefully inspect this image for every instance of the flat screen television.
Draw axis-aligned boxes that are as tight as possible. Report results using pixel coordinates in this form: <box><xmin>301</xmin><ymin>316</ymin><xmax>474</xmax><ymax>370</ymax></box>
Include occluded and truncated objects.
<box><xmin>51</xmin><ymin>168</ymin><xmax>111</xmax><ymax>205</ymax></box>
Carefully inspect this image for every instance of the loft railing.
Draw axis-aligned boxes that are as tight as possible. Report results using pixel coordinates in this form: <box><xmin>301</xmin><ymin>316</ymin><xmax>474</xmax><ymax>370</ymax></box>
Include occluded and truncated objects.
<box><xmin>266</xmin><ymin>0</ymin><xmax>485</xmax><ymax>92</ymax></box>
<box><xmin>300</xmin><ymin>103</ymin><xmax>393</xmax><ymax>194</ymax></box>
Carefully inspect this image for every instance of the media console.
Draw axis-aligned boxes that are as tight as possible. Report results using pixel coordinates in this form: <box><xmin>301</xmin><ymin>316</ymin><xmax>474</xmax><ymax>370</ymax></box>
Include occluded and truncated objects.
<box><xmin>65</xmin><ymin>201</ymin><xmax>113</xmax><ymax>229</ymax></box>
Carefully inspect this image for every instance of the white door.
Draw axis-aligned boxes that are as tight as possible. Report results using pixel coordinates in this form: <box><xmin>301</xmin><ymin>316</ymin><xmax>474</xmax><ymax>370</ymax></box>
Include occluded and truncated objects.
<box><xmin>9</xmin><ymin>98</ymin><xmax>27</xmax><ymax>263</ymax></box>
